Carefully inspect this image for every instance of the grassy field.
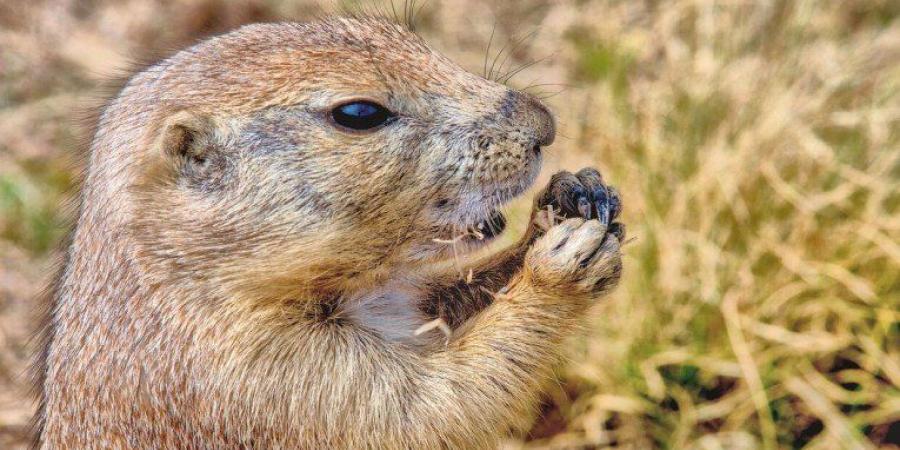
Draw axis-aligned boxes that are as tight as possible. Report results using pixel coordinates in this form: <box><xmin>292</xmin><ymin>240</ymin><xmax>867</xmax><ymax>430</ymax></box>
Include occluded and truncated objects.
<box><xmin>1</xmin><ymin>0</ymin><xmax>898</xmax><ymax>448</ymax></box>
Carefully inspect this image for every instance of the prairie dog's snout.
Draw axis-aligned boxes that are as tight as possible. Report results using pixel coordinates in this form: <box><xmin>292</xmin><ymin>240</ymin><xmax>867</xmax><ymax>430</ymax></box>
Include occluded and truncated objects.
<box><xmin>501</xmin><ymin>89</ymin><xmax>556</xmax><ymax>151</ymax></box>
<box><xmin>419</xmin><ymin>87</ymin><xmax>556</xmax><ymax>255</ymax></box>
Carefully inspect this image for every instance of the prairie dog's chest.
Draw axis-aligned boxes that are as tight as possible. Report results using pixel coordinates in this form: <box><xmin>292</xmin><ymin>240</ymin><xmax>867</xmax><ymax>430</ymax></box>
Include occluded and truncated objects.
<box><xmin>342</xmin><ymin>282</ymin><xmax>439</xmax><ymax>347</ymax></box>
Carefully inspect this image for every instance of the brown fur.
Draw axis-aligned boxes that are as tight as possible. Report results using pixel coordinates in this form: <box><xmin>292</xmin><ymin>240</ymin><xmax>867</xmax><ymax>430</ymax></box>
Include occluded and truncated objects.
<box><xmin>35</xmin><ymin>17</ymin><xmax>623</xmax><ymax>449</ymax></box>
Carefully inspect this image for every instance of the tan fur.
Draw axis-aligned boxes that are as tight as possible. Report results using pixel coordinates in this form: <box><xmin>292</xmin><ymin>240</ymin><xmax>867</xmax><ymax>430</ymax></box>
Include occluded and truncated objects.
<box><xmin>35</xmin><ymin>17</ymin><xmax>623</xmax><ymax>449</ymax></box>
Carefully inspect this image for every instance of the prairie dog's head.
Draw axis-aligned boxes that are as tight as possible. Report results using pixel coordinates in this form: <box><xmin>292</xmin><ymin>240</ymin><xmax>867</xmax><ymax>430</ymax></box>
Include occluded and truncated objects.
<box><xmin>110</xmin><ymin>18</ymin><xmax>554</xmax><ymax>295</ymax></box>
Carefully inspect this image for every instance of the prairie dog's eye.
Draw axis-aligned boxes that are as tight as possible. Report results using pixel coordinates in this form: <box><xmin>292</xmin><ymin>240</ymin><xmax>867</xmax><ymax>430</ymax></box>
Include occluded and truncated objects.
<box><xmin>330</xmin><ymin>100</ymin><xmax>395</xmax><ymax>131</ymax></box>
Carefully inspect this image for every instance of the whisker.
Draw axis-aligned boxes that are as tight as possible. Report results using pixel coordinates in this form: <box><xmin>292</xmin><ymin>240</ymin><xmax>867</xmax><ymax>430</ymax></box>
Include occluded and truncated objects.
<box><xmin>389</xmin><ymin>0</ymin><xmax>399</xmax><ymax>25</ymax></box>
<box><xmin>498</xmin><ymin>55</ymin><xmax>551</xmax><ymax>85</ymax></box>
<box><xmin>412</xmin><ymin>0</ymin><xmax>429</xmax><ymax>29</ymax></box>
<box><xmin>492</xmin><ymin>28</ymin><xmax>540</xmax><ymax>82</ymax></box>
<box><xmin>405</xmin><ymin>0</ymin><xmax>414</xmax><ymax>28</ymax></box>
<box><xmin>483</xmin><ymin>23</ymin><xmax>497</xmax><ymax>79</ymax></box>
<box><xmin>488</xmin><ymin>30</ymin><xmax>510</xmax><ymax>82</ymax></box>
<box><xmin>522</xmin><ymin>83</ymin><xmax>573</xmax><ymax>91</ymax></box>
<box><xmin>536</xmin><ymin>89</ymin><xmax>566</xmax><ymax>100</ymax></box>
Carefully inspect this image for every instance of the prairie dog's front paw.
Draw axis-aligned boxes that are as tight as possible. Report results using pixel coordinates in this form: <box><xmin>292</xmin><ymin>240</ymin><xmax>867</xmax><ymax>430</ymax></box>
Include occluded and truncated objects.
<box><xmin>531</xmin><ymin>168</ymin><xmax>625</xmax><ymax>242</ymax></box>
<box><xmin>525</xmin><ymin>217</ymin><xmax>622</xmax><ymax>296</ymax></box>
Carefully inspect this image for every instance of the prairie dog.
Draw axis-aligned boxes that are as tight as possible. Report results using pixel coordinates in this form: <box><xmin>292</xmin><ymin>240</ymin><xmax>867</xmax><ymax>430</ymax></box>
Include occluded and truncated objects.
<box><xmin>34</xmin><ymin>17</ymin><xmax>624</xmax><ymax>449</ymax></box>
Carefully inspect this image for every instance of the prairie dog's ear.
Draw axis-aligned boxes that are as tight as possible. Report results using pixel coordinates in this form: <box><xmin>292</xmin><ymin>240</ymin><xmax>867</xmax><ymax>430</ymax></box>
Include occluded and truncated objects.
<box><xmin>157</xmin><ymin>111</ymin><xmax>213</xmax><ymax>164</ymax></box>
<box><xmin>150</xmin><ymin>111</ymin><xmax>228</xmax><ymax>188</ymax></box>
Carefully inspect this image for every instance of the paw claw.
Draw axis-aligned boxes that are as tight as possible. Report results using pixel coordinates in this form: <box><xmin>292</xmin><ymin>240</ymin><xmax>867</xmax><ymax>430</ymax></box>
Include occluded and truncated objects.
<box><xmin>577</xmin><ymin>196</ymin><xmax>592</xmax><ymax>219</ymax></box>
<box><xmin>609</xmin><ymin>222</ymin><xmax>626</xmax><ymax>241</ymax></box>
<box><xmin>592</xmin><ymin>186</ymin><xmax>610</xmax><ymax>225</ymax></box>
<box><xmin>607</xmin><ymin>187</ymin><xmax>622</xmax><ymax>220</ymax></box>
<box><xmin>537</xmin><ymin>168</ymin><xmax>620</xmax><ymax>221</ymax></box>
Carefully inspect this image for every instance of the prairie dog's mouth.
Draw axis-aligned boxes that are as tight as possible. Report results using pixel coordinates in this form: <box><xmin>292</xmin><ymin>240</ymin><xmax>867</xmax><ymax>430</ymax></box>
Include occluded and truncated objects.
<box><xmin>465</xmin><ymin>209</ymin><xmax>507</xmax><ymax>241</ymax></box>
<box><xmin>432</xmin><ymin>206</ymin><xmax>509</xmax><ymax>252</ymax></box>
<box><xmin>427</xmin><ymin>149</ymin><xmax>542</xmax><ymax>258</ymax></box>
<box><xmin>436</xmin><ymin>181</ymin><xmax>530</xmax><ymax>250</ymax></box>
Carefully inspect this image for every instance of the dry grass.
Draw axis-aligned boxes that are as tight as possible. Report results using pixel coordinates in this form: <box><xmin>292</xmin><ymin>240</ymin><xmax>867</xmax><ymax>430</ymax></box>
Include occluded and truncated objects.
<box><xmin>1</xmin><ymin>0</ymin><xmax>897</xmax><ymax>448</ymax></box>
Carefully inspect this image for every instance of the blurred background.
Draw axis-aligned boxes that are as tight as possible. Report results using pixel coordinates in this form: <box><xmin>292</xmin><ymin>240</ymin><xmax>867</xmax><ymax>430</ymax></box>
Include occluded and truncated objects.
<box><xmin>1</xmin><ymin>0</ymin><xmax>898</xmax><ymax>448</ymax></box>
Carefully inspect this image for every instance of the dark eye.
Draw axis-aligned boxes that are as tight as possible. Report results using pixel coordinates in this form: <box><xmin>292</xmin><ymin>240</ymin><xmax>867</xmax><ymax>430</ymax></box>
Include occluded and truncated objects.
<box><xmin>330</xmin><ymin>100</ymin><xmax>395</xmax><ymax>131</ymax></box>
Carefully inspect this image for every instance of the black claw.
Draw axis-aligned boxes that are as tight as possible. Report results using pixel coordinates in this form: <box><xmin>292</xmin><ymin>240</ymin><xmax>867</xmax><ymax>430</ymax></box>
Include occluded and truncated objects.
<box><xmin>608</xmin><ymin>187</ymin><xmax>622</xmax><ymax>220</ymax></box>
<box><xmin>569</xmin><ymin>184</ymin><xmax>588</xmax><ymax>217</ymax></box>
<box><xmin>537</xmin><ymin>169</ymin><xmax>624</xmax><ymax>226</ymax></box>
<box><xmin>576</xmin><ymin>168</ymin><xmax>604</xmax><ymax>186</ymax></box>
<box><xmin>577</xmin><ymin>195</ymin><xmax>592</xmax><ymax>219</ymax></box>
<box><xmin>593</xmin><ymin>186</ymin><xmax>610</xmax><ymax>225</ymax></box>
<box><xmin>609</xmin><ymin>222</ymin><xmax>626</xmax><ymax>241</ymax></box>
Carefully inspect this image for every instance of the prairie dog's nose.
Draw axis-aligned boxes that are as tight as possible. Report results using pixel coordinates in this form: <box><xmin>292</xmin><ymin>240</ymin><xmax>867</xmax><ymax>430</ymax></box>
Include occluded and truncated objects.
<box><xmin>501</xmin><ymin>89</ymin><xmax>556</xmax><ymax>148</ymax></box>
<box><xmin>526</xmin><ymin>94</ymin><xmax>556</xmax><ymax>147</ymax></box>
